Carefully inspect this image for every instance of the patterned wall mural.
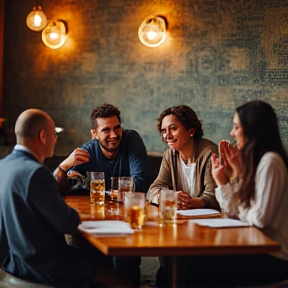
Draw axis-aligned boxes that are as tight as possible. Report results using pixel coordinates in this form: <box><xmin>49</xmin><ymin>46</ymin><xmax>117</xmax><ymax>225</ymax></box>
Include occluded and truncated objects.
<box><xmin>2</xmin><ymin>0</ymin><xmax>288</xmax><ymax>156</ymax></box>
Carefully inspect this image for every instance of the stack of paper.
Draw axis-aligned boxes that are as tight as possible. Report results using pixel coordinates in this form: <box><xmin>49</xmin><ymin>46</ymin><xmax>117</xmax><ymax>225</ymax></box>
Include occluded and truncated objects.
<box><xmin>78</xmin><ymin>220</ymin><xmax>134</xmax><ymax>235</ymax></box>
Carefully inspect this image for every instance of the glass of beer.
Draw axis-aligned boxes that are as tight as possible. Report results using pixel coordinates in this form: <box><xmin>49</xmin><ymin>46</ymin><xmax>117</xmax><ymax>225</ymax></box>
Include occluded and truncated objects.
<box><xmin>159</xmin><ymin>189</ymin><xmax>177</xmax><ymax>226</ymax></box>
<box><xmin>90</xmin><ymin>172</ymin><xmax>105</xmax><ymax>205</ymax></box>
<box><xmin>91</xmin><ymin>204</ymin><xmax>105</xmax><ymax>219</ymax></box>
<box><xmin>118</xmin><ymin>177</ymin><xmax>135</xmax><ymax>203</ymax></box>
<box><xmin>110</xmin><ymin>177</ymin><xmax>119</xmax><ymax>203</ymax></box>
<box><xmin>124</xmin><ymin>192</ymin><xmax>145</xmax><ymax>229</ymax></box>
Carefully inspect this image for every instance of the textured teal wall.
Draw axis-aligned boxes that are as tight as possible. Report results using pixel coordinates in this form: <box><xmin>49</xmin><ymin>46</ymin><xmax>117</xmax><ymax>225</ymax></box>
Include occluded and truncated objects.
<box><xmin>2</xmin><ymin>0</ymin><xmax>288</xmax><ymax>156</ymax></box>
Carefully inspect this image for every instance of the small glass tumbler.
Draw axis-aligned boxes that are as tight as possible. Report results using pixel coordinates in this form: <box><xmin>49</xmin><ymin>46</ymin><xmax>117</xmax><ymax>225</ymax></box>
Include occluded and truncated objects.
<box><xmin>124</xmin><ymin>192</ymin><xmax>145</xmax><ymax>229</ymax></box>
<box><xmin>118</xmin><ymin>176</ymin><xmax>135</xmax><ymax>203</ymax></box>
<box><xmin>159</xmin><ymin>189</ymin><xmax>177</xmax><ymax>226</ymax></box>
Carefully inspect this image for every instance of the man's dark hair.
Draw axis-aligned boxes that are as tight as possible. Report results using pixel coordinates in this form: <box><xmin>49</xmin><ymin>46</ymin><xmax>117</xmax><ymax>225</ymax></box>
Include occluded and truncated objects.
<box><xmin>90</xmin><ymin>103</ymin><xmax>121</xmax><ymax>129</ymax></box>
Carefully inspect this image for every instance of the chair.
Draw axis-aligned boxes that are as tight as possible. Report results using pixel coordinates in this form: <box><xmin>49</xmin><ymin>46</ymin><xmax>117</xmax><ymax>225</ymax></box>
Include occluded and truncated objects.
<box><xmin>0</xmin><ymin>269</ymin><xmax>52</xmax><ymax>288</ymax></box>
<box><xmin>147</xmin><ymin>151</ymin><xmax>163</xmax><ymax>186</ymax></box>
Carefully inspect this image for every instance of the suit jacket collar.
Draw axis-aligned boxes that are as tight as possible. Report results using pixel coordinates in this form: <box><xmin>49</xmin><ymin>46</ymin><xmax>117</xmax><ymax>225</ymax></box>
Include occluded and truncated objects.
<box><xmin>12</xmin><ymin>148</ymin><xmax>39</xmax><ymax>163</ymax></box>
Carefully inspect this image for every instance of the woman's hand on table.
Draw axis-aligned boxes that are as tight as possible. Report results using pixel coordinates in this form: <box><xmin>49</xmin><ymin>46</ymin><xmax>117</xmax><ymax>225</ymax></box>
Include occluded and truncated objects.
<box><xmin>177</xmin><ymin>191</ymin><xmax>206</xmax><ymax>210</ymax></box>
<box><xmin>177</xmin><ymin>191</ymin><xmax>190</xmax><ymax>209</ymax></box>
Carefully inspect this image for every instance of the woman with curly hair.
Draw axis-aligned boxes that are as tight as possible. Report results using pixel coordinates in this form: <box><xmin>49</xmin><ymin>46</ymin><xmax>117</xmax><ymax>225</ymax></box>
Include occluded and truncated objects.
<box><xmin>146</xmin><ymin>104</ymin><xmax>219</xmax><ymax>211</ymax></box>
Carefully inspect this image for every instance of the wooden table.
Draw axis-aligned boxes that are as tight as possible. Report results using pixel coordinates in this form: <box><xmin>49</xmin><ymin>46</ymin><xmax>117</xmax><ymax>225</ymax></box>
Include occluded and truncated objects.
<box><xmin>65</xmin><ymin>195</ymin><xmax>281</xmax><ymax>287</ymax></box>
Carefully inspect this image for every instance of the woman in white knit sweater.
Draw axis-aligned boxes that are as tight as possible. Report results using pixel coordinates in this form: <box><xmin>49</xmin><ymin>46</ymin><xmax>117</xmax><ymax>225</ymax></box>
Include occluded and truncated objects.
<box><xmin>211</xmin><ymin>100</ymin><xmax>288</xmax><ymax>285</ymax></box>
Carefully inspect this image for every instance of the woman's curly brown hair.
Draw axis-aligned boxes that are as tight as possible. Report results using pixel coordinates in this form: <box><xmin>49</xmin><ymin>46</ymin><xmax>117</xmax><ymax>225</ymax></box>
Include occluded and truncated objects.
<box><xmin>157</xmin><ymin>105</ymin><xmax>204</xmax><ymax>141</ymax></box>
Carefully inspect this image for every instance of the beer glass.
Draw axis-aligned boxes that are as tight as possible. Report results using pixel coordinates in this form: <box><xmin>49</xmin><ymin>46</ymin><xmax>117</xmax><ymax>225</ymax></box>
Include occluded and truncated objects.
<box><xmin>90</xmin><ymin>172</ymin><xmax>105</xmax><ymax>205</ymax></box>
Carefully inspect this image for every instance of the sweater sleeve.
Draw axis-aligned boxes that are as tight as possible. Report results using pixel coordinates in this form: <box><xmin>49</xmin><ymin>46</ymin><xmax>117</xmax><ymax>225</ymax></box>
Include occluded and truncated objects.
<box><xmin>215</xmin><ymin>183</ymin><xmax>237</xmax><ymax>216</ymax></box>
<box><xmin>200</xmin><ymin>155</ymin><xmax>220</xmax><ymax>210</ymax></box>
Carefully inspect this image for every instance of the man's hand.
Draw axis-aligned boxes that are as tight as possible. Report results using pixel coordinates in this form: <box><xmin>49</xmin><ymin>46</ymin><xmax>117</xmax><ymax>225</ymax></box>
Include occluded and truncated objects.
<box><xmin>60</xmin><ymin>148</ymin><xmax>90</xmax><ymax>172</ymax></box>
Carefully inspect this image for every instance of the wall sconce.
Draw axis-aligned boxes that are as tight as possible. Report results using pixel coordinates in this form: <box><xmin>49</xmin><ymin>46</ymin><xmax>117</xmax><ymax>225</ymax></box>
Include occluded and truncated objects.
<box><xmin>42</xmin><ymin>20</ymin><xmax>67</xmax><ymax>49</ymax></box>
<box><xmin>55</xmin><ymin>127</ymin><xmax>64</xmax><ymax>134</ymax></box>
<box><xmin>26</xmin><ymin>6</ymin><xmax>48</xmax><ymax>31</ymax></box>
<box><xmin>138</xmin><ymin>15</ymin><xmax>167</xmax><ymax>47</ymax></box>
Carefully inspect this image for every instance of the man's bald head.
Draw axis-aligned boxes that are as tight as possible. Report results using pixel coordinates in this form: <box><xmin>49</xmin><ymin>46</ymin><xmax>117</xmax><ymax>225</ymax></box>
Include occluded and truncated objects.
<box><xmin>14</xmin><ymin>109</ymin><xmax>57</xmax><ymax>162</ymax></box>
<box><xmin>15</xmin><ymin>109</ymin><xmax>52</xmax><ymax>141</ymax></box>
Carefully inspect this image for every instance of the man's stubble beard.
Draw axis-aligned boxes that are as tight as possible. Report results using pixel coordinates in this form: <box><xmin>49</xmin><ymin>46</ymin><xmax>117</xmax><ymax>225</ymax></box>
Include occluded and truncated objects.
<box><xmin>99</xmin><ymin>136</ymin><xmax>121</xmax><ymax>154</ymax></box>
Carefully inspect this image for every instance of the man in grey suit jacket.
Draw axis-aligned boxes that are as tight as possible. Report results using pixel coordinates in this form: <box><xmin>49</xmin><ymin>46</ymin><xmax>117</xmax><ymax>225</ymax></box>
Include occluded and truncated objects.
<box><xmin>0</xmin><ymin>109</ymin><xmax>129</xmax><ymax>287</ymax></box>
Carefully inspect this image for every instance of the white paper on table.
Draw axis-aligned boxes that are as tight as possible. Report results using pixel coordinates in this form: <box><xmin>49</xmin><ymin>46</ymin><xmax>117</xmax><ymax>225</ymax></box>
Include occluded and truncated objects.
<box><xmin>191</xmin><ymin>218</ymin><xmax>251</xmax><ymax>228</ymax></box>
<box><xmin>177</xmin><ymin>208</ymin><xmax>220</xmax><ymax>217</ymax></box>
<box><xmin>78</xmin><ymin>220</ymin><xmax>134</xmax><ymax>235</ymax></box>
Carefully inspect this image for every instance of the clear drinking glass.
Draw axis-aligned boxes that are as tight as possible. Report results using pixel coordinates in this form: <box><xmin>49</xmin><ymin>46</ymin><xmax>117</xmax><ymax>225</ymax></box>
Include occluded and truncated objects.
<box><xmin>124</xmin><ymin>192</ymin><xmax>145</xmax><ymax>229</ymax></box>
<box><xmin>90</xmin><ymin>172</ymin><xmax>105</xmax><ymax>205</ymax></box>
<box><xmin>159</xmin><ymin>189</ymin><xmax>177</xmax><ymax>226</ymax></box>
<box><xmin>110</xmin><ymin>177</ymin><xmax>119</xmax><ymax>202</ymax></box>
<box><xmin>118</xmin><ymin>176</ymin><xmax>135</xmax><ymax>203</ymax></box>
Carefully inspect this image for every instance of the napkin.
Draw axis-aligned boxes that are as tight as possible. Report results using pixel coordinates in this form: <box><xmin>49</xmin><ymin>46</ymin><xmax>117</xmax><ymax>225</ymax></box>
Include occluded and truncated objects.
<box><xmin>78</xmin><ymin>220</ymin><xmax>134</xmax><ymax>235</ymax></box>
<box><xmin>177</xmin><ymin>208</ymin><xmax>220</xmax><ymax>217</ymax></box>
<box><xmin>191</xmin><ymin>218</ymin><xmax>250</xmax><ymax>228</ymax></box>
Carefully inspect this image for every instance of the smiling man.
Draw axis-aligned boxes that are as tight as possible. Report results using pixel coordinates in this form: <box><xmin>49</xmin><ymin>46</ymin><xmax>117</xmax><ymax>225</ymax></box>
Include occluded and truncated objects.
<box><xmin>54</xmin><ymin>103</ymin><xmax>149</xmax><ymax>193</ymax></box>
<box><xmin>53</xmin><ymin>103</ymin><xmax>149</xmax><ymax>288</ymax></box>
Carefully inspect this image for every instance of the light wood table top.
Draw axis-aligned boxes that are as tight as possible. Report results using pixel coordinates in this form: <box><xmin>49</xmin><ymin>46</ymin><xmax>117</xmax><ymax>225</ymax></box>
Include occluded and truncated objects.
<box><xmin>65</xmin><ymin>195</ymin><xmax>281</xmax><ymax>288</ymax></box>
<box><xmin>65</xmin><ymin>195</ymin><xmax>280</xmax><ymax>257</ymax></box>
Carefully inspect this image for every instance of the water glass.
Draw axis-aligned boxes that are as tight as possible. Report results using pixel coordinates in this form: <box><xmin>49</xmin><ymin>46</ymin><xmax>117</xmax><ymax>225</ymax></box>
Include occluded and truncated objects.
<box><xmin>118</xmin><ymin>176</ymin><xmax>135</xmax><ymax>203</ymax></box>
<box><xmin>159</xmin><ymin>189</ymin><xmax>177</xmax><ymax>226</ymax></box>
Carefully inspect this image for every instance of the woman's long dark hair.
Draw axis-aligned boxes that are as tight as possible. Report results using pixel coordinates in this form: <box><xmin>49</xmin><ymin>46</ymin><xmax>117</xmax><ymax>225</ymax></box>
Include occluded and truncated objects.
<box><xmin>237</xmin><ymin>101</ymin><xmax>288</xmax><ymax>208</ymax></box>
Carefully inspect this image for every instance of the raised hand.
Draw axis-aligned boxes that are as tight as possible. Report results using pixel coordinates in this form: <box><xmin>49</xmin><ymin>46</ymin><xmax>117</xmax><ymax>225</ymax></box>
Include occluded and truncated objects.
<box><xmin>67</xmin><ymin>148</ymin><xmax>90</xmax><ymax>166</ymax></box>
<box><xmin>211</xmin><ymin>152</ymin><xmax>229</xmax><ymax>186</ymax></box>
<box><xmin>222</xmin><ymin>144</ymin><xmax>242</xmax><ymax>181</ymax></box>
<box><xmin>59</xmin><ymin>148</ymin><xmax>90</xmax><ymax>172</ymax></box>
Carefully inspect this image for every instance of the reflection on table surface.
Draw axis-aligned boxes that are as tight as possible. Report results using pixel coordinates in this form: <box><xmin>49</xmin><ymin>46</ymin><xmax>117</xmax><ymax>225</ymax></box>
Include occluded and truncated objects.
<box><xmin>65</xmin><ymin>195</ymin><xmax>280</xmax><ymax>257</ymax></box>
<box><xmin>65</xmin><ymin>195</ymin><xmax>221</xmax><ymax>221</ymax></box>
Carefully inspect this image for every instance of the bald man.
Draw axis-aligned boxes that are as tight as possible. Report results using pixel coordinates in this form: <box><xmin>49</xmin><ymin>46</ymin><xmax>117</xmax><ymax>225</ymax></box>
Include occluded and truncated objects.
<box><xmin>0</xmin><ymin>109</ymin><xmax>128</xmax><ymax>287</ymax></box>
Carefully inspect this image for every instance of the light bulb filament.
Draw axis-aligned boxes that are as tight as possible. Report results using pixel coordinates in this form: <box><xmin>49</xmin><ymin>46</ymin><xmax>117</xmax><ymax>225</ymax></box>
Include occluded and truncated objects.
<box><xmin>147</xmin><ymin>31</ymin><xmax>157</xmax><ymax>40</ymax></box>
<box><xmin>33</xmin><ymin>14</ymin><xmax>42</xmax><ymax>27</ymax></box>
<box><xmin>49</xmin><ymin>32</ymin><xmax>59</xmax><ymax>40</ymax></box>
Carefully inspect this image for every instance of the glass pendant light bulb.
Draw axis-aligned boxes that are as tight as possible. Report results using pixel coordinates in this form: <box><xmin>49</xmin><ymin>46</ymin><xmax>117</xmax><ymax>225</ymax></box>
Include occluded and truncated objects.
<box><xmin>147</xmin><ymin>31</ymin><xmax>157</xmax><ymax>41</ymax></box>
<box><xmin>26</xmin><ymin>6</ymin><xmax>48</xmax><ymax>31</ymax></box>
<box><xmin>42</xmin><ymin>20</ymin><xmax>67</xmax><ymax>49</ymax></box>
<box><xmin>138</xmin><ymin>15</ymin><xmax>167</xmax><ymax>48</ymax></box>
